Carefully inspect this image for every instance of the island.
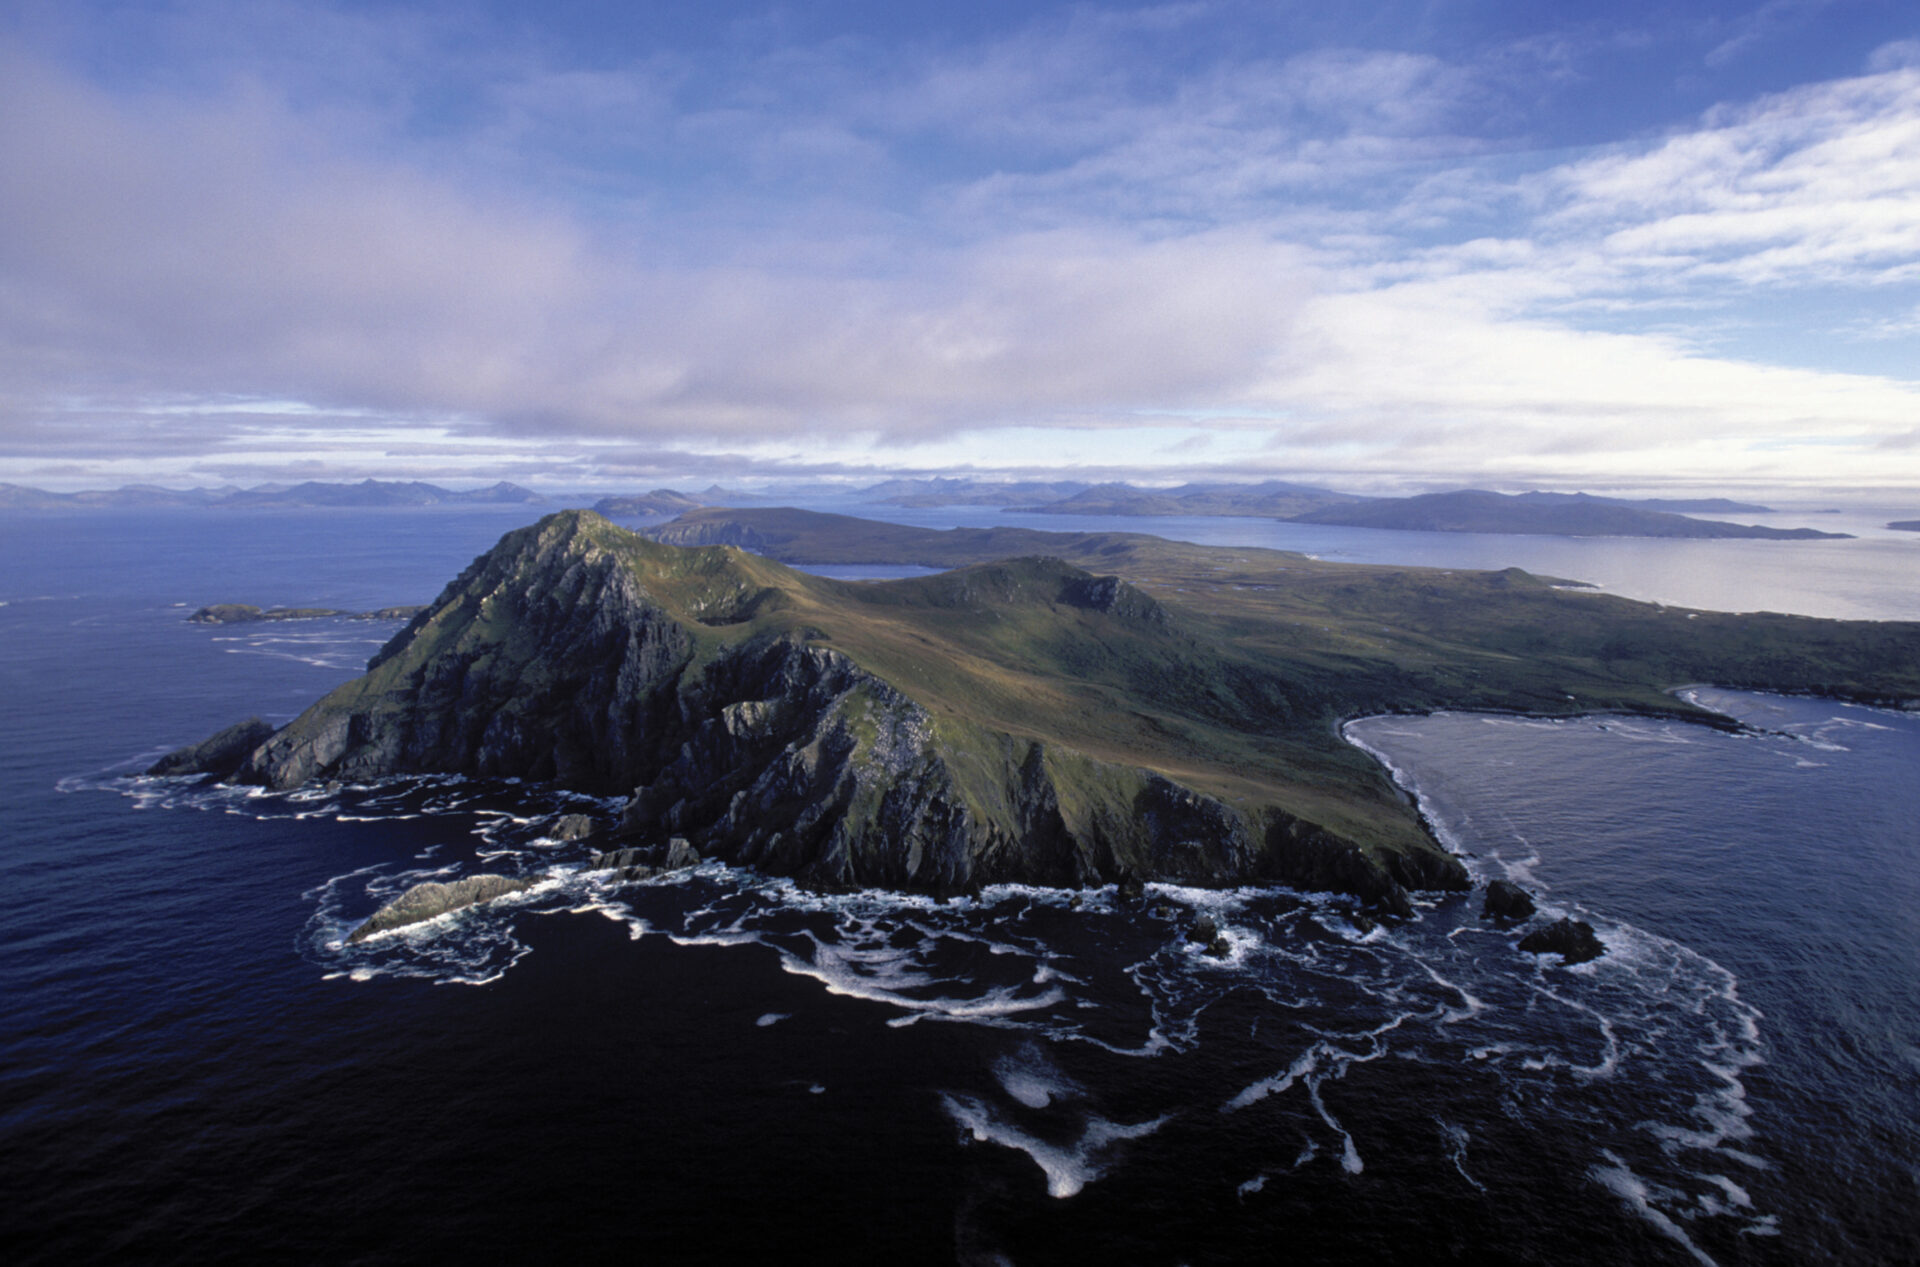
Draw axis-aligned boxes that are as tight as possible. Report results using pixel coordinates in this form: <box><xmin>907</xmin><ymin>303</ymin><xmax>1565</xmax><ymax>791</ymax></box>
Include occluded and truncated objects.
<box><xmin>1018</xmin><ymin>480</ymin><xmax>1365</xmax><ymax>519</ymax></box>
<box><xmin>858</xmin><ymin>477</ymin><xmax>1092</xmax><ymax>507</ymax></box>
<box><xmin>188</xmin><ymin>603</ymin><xmax>426</xmax><ymax>624</ymax></box>
<box><xmin>591</xmin><ymin>489</ymin><xmax>708</xmax><ymax>518</ymax></box>
<box><xmin>1890</xmin><ymin>520</ymin><xmax>1920</xmax><ymax>533</ymax></box>
<box><xmin>154</xmin><ymin>509</ymin><xmax>1920</xmax><ymax>915</ymax></box>
<box><xmin>1291</xmin><ymin>489</ymin><xmax>1847</xmax><ymax>538</ymax></box>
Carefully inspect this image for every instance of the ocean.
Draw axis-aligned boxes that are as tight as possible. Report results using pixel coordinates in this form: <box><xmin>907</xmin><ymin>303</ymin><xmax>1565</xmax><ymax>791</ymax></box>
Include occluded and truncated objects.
<box><xmin>2</xmin><ymin>505</ymin><xmax>1916</xmax><ymax>1264</ymax></box>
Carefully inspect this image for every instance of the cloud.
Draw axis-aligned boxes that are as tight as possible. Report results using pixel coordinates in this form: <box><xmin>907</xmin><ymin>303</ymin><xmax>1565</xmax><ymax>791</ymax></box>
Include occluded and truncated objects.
<box><xmin>1538</xmin><ymin>66</ymin><xmax>1920</xmax><ymax>289</ymax></box>
<box><xmin>2</xmin><ymin>5</ymin><xmax>1917</xmax><ymax>491</ymax></box>
<box><xmin>0</xmin><ymin>42</ymin><xmax>1320</xmax><ymax>446</ymax></box>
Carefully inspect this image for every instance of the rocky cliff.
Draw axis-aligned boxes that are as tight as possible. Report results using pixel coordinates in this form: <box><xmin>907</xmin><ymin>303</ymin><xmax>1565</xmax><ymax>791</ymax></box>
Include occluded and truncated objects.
<box><xmin>161</xmin><ymin>510</ymin><xmax>1468</xmax><ymax>909</ymax></box>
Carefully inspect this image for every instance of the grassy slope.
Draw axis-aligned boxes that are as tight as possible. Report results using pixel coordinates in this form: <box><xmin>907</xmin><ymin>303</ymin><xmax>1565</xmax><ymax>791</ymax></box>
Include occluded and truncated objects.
<box><xmin>628</xmin><ymin>507</ymin><xmax>1920</xmax><ymax>863</ymax></box>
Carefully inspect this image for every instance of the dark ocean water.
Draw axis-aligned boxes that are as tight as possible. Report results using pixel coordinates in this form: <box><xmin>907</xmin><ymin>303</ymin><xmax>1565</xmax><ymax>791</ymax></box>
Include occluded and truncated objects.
<box><xmin>3</xmin><ymin>507</ymin><xmax>1917</xmax><ymax>1264</ymax></box>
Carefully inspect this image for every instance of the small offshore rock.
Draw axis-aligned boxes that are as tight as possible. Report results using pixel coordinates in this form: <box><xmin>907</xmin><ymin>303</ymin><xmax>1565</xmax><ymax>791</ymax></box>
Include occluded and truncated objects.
<box><xmin>588</xmin><ymin>846</ymin><xmax>658</xmax><ymax>882</ymax></box>
<box><xmin>147</xmin><ymin>717</ymin><xmax>277</xmax><ymax>780</ymax></box>
<box><xmin>1376</xmin><ymin>881</ymin><xmax>1415</xmax><ymax>921</ymax></box>
<box><xmin>551</xmin><ymin>813</ymin><xmax>599</xmax><ymax>842</ymax></box>
<box><xmin>663</xmin><ymin>837</ymin><xmax>702</xmax><ymax>870</ymax></box>
<box><xmin>347</xmin><ymin>874</ymin><xmax>535</xmax><ymax>943</ymax></box>
<box><xmin>1188</xmin><ymin>914</ymin><xmax>1231</xmax><ymax>958</ymax></box>
<box><xmin>1116</xmin><ymin>870</ymin><xmax>1146</xmax><ymax>904</ymax></box>
<box><xmin>1483</xmin><ymin>879</ymin><xmax>1536</xmax><ymax>923</ymax></box>
<box><xmin>188</xmin><ymin>603</ymin><xmax>267</xmax><ymax>624</ymax></box>
<box><xmin>1517</xmin><ymin>917</ymin><xmax>1606</xmax><ymax>965</ymax></box>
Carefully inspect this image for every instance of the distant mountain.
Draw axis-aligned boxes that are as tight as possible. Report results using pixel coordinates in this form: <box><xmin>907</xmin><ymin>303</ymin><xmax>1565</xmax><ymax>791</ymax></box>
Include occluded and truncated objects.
<box><xmin>0</xmin><ymin>482</ymin><xmax>232</xmax><ymax>509</ymax></box>
<box><xmin>1026</xmin><ymin>480</ymin><xmax>1367</xmax><ymax>519</ymax></box>
<box><xmin>1581</xmin><ymin>495</ymin><xmax>1774</xmax><ymax>514</ymax></box>
<box><xmin>1293</xmin><ymin>490</ymin><xmax>1850</xmax><ymax>539</ymax></box>
<box><xmin>0</xmin><ymin>479</ymin><xmax>545</xmax><ymax>510</ymax></box>
<box><xmin>224</xmin><ymin>479</ymin><xmax>544</xmax><ymax>507</ymax></box>
<box><xmin>593</xmin><ymin>489</ymin><xmax>708</xmax><ymax>518</ymax></box>
<box><xmin>858</xmin><ymin>478</ymin><xmax>1091</xmax><ymax>507</ymax></box>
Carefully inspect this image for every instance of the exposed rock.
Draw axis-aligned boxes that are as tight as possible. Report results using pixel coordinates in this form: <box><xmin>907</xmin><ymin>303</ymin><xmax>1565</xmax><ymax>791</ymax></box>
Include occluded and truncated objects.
<box><xmin>1115</xmin><ymin>870</ymin><xmax>1146</xmax><ymax>904</ymax></box>
<box><xmin>148</xmin><ymin>717</ymin><xmax>277</xmax><ymax>780</ymax></box>
<box><xmin>1517</xmin><ymin>917</ymin><xmax>1605</xmax><ymax>965</ymax></box>
<box><xmin>1483</xmin><ymin>879</ymin><xmax>1536</xmax><ymax>923</ymax></box>
<box><xmin>188</xmin><ymin>603</ymin><xmax>424</xmax><ymax>625</ymax></box>
<box><xmin>1188</xmin><ymin>914</ymin><xmax>1231</xmax><ymax>958</ymax></box>
<box><xmin>587</xmin><ymin>846</ymin><xmax>658</xmax><ymax>882</ymax></box>
<box><xmin>188</xmin><ymin>510</ymin><xmax>1474</xmax><ymax>904</ymax></box>
<box><xmin>550</xmin><ymin>813</ymin><xmax>598</xmax><ymax>841</ymax></box>
<box><xmin>663</xmin><ymin>837</ymin><xmax>702</xmax><ymax>870</ymax></box>
<box><xmin>347</xmin><ymin>874</ymin><xmax>535</xmax><ymax>943</ymax></box>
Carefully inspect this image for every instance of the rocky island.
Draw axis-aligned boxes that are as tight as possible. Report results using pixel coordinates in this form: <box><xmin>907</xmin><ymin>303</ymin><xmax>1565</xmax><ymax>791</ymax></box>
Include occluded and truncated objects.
<box><xmin>188</xmin><ymin>603</ymin><xmax>426</xmax><ymax>624</ymax></box>
<box><xmin>155</xmin><ymin>509</ymin><xmax>1920</xmax><ymax>914</ymax></box>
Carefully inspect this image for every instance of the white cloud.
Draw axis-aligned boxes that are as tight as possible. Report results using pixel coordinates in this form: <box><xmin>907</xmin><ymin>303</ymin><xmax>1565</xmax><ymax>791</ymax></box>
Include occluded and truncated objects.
<box><xmin>1</xmin><ymin>7</ymin><xmax>1917</xmax><ymax>491</ymax></box>
<box><xmin>1533</xmin><ymin>66</ymin><xmax>1920</xmax><ymax>289</ymax></box>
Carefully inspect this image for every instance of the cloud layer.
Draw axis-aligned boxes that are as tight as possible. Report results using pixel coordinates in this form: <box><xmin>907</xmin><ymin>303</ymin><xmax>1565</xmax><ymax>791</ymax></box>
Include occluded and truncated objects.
<box><xmin>1</xmin><ymin>1</ymin><xmax>1916</xmax><ymax>490</ymax></box>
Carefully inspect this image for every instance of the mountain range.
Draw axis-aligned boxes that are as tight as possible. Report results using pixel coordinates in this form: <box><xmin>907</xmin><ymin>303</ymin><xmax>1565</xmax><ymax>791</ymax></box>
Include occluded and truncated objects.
<box><xmin>0</xmin><ymin>479</ymin><xmax>544</xmax><ymax>510</ymax></box>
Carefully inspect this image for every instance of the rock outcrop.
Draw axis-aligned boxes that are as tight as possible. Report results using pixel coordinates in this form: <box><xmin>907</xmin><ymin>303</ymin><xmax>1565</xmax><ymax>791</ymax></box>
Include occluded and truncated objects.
<box><xmin>347</xmin><ymin>874</ymin><xmax>536</xmax><ymax>943</ymax></box>
<box><xmin>587</xmin><ymin>836</ymin><xmax>703</xmax><ymax>883</ymax></box>
<box><xmin>148</xmin><ymin>717</ymin><xmax>276</xmax><ymax>780</ymax></box>
<box><xmin>1517</xmin><ymin>917</ymin><xmax>1606</xmax><ymax>965</ymax></box>
<box><xmin>1188</xmin><ymin>914</ymin><xmax>1231</xmax><ymax>958</ymax></box>
<box><xmin>188</xmin><ymin>603</ymin><xmax>424</xmax><ymax>624</ymax></box>
<box><xmin>1482</xmin><ymin>879</ymin><xmax>1536</xmax><ymax>923</ymax></box>
<box><xmin>174</xmin><ymin>510</ymin><xmax>1472</xmax><ymax>908</ymax></box>
<box><xmin>550</xmin><ymin>814</ymin><xmax>599</xmax><ymax>842</ymax></box>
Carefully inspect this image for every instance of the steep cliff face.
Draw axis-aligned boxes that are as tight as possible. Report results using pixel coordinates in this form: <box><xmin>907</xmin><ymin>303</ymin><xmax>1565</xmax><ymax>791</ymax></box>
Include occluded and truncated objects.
<box><xmin>180</xmin><ymin>510</ymin><xmax>1466</xmax><ymax>905</ymax></box>
<box><xmin>242</xmin><ymin>512</ymin><xmax>695</xmax><ymax>791</ymax></box>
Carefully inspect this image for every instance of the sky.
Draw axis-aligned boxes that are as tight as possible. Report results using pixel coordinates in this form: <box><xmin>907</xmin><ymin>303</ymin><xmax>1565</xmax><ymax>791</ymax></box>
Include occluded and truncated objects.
<box><xmin>2</xmin><ymin>0</ymin><xmax>1917</xmax><ymax>495</ymax></box>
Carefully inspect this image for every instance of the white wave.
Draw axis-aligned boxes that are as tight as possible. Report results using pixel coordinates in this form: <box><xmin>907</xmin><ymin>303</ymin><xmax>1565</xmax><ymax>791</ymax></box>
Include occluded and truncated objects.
<box><xmin>994</xmin><ymin>1044</ymin><xmax>1084</xmax><ymax>1109</ymax></box>
<box><xmin>1224</xmin><ymin>1046</ymin><xmax>1320</xmax><ymax>1111</ymax></box>
<box><xmin>1589</xmin><ymin>1151</ymin><xmax>1719</xmax><ymax>1267</ymax></box>
<box><xmin>1419</xmin><ymin>961</ymin><xmax>1486</xmax><ymax>1024</ymax></box>
<box><xmin>1697</xmin><ymin>1173</ymin><xmax>1752</xmax><ymax>1209</ymax></box>
<box><xmin>940</xmin><ymin>1093</ymin><xmax>1170</xmax><ymax>1198</ymax></box>
<box><xmin>756</xmin><ymin>1012</ymin><xmax>790</xmax><ymax>1027</ymax></box>
<box><xmin>1436</xmin><ymin>1119</ymin><xmax>1485</xmax><ymax>1193</ymax></box>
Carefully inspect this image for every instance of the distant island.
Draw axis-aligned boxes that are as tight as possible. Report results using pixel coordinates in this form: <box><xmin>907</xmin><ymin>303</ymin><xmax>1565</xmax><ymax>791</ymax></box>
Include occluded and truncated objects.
<box><xmin>850</xmin><ymin>479</ymin><xmax>1817</xmax><ymax>537</ymax></box>
<box><xmin>1018</xmin><ymin>480</ymin><xmax>1366</xmax><ymax>519</ymax></box>
<box><xmin>857</xmin><ymin>477</ymin><xmax>1093</xmax><ymax>507</ymax></box>
<box><xmin>592</xmin><ymin>489</ymin><xmax>708</xmax><ymax>518</ymax></box>
<box><xmin>1890</xmin><ymin>520</ymin><xmax>1920</xmax><ymax>532</ymax></box>
<box><xmin>158</xmin><ymin>509</ymin><xmax>1919</xmax><ymax>919</ymax></box>
<box><xmin>0</xmin><ymin>478</ymin><xmax>544</xmax><ymax>510</ymax></box>
<box><xmin>1292</xmin><ymin>489</ymin><xmax>1843</xmax><ymax>539</ymax></box>
<box><xmin>187</xmin><ymin>603</ymin><xmax>425</xmax><ymax>624</ymax></box>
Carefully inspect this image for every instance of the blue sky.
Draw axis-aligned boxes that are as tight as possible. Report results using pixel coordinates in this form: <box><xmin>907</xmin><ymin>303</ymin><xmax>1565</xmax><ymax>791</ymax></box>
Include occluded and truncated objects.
<box><xmin>2</xmin><ymin>0</ymin><xmax>1916</xmax><ymax>493</ymax></box>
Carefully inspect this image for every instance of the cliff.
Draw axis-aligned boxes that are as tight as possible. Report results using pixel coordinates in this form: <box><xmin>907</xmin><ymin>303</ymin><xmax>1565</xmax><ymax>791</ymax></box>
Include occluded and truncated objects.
<box><xmin>164</xmin><ymin>507</ymin><xmax>1920</xmax><ymax>909</ymax></box>
<box><xmin>165</xmin><ymin>510</ymin><xmax>1469</xmax><ymax>909</ymax></box>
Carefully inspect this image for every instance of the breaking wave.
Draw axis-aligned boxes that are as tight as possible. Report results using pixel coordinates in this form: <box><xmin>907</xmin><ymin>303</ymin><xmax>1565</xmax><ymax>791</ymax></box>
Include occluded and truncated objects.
<box><xmin>97</xmin><ymin>749</ymin><xmax>1774</xmax><ymax>1241</ymax></box>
